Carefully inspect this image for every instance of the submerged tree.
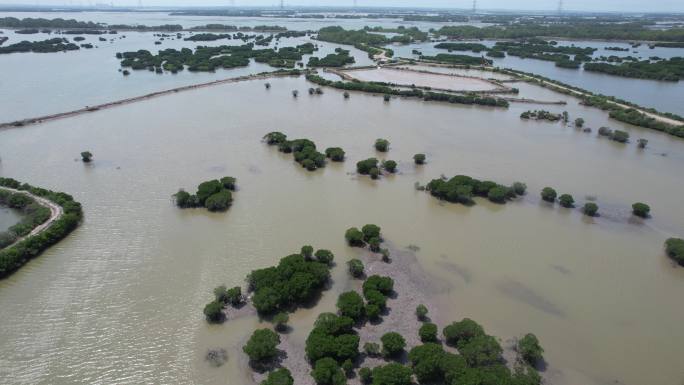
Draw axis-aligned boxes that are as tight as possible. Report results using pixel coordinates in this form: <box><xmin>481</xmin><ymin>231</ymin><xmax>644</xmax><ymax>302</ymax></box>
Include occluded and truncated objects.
<box><xmin>583</xmin><ymin>202</ymin><xmax>599</xmax><ymax>217</ymax></box>
<box><xmin>80</xmin><ymin>151</ymin><xmax>93</xmax><ymax>162</ymax></box>
<box><xmin>540</xmin><ymin>187</ymin><xmax>557</xmax><ymax>203</ymax></box>
<box><xmin>632</xmin><ymin>202</ymin><xmax>650</xmax><ymax>218</ymax></box>
<box><xmin>375</xmin><ymin>139</ymin><xmax>390</xmax><ymax>152</ymax></box>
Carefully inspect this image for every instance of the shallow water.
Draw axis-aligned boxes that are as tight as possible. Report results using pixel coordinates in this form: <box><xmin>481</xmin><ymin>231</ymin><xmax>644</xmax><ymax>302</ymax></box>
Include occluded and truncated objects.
<box><xmin>0</xmin><ymin>75</ymin><xmax>683</xmax><ymax>385</ymax></box>
<box><xmin>0</xmin><ymin>28</ymin><xmax>373</xmax><ymax>122</ymax></box>
<box><xmin>0</xmin><ymin>206</ymin><xmax>22</xmax><ymax>232</ymax></box>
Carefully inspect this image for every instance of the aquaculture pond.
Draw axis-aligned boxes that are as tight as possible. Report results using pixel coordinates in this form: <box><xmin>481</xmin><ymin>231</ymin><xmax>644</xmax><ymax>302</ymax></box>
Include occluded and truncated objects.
<box><xmin>0</xmin><ymin>74</ymin><xmax>683</xmax><ymax>385</ymax></box>
<box><xmin>390</xmin><ymin>39</ymin><xmax>684</xmax><ymax>115</ymax></box>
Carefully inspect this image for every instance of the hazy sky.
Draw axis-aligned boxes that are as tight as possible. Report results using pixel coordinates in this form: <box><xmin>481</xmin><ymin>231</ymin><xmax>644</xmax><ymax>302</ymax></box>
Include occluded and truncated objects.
<box><xmin>4</xmin><ymin>0</ymin><xmax>684</xmax><ymax>13</ymax></box>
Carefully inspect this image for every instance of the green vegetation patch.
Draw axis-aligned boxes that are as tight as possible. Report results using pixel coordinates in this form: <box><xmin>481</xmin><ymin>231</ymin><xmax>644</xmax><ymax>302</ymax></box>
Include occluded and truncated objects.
<box><xmin>584</xmin><ymin>58</ymin><xmax>684</xmax><ymax>81</ymax></box>
<box><xmin>0</xmin><ymin>38</ymin><xmax>79</xmax><ymax>54</ymax></box>
<box><xmin>248</xmin><ymin>252</ymin><xmax>332</xmax><ymax>314</ymax></box>
<box><xmin>117</xmin><ymin>42</ymin><xmax>315</xmax><ymax>74</ymax></box>
<box><xmin>308</xmin><ymin>48</ymin><xmax>355</xmax><ymax>67</ymax></box>
<box><xmin>426</xmin><ymin>175</ymin><xmax>523</xmax><ymax>205</ymax></box>
<box><xmin>173</xmin><ymin>177</ymin><xmax>236</xmax><ymax>211</ymax></box>
<box><xmin>665</xmin><ymin>238</ymin><xmax>684</xmax><ymax>266</ymax></box>
<box><xmin>419</xmin><ymin>53</ymin><xmax>492</xmax><ymax>66</ymax></box>
<box><xmin>520</xmin><ymin>110</ymin><xmax>562</xmax><ymax>122</ymax></box>
<box><xmin>0</xmin><ymin>178</ymin><xmax>83</xmax><ymax>279</ymax></box>
<box><xmin>263</xmin><ymin>132</ymin><xmax>336</xmax><ymax>171</ymax></box>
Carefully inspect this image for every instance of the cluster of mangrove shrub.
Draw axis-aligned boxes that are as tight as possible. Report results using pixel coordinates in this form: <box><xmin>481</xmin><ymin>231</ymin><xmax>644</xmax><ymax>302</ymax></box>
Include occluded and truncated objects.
<box><xmin>422</xmin><ymin>91</ymin><xmax>510</xmax><ymax>107</ymax></box>
<box><xmin>248</xmin><ymin>251</ymin><xmax>332</xmax><ymax>314</ymax></box>
<box><xmin>591</xmin><ymin>54</ymin><xmax>640</xmax><ymax>64</ymax></box>
<box><xmin>540</xmin><ymin>187</ymin><xmax>604</xmax><ymax>216</ymax></box>
<box><xmin>0</xmin><ymin>37</ymin><xmax>79</xmax><ymax>54</ymax></box>
<box><xmin>260</xmin><ymin>368</ymin><xmax>293</xmax><ymax>385</ymax></box>
<box><xmin>203</xmin><ymin>285</ymin><xmax>244</xmax><ymax>323</ymax></box>
<box><xmin>305</xmin><ymin>312</ymin><xmax>360</xmax><ymax>383</ymax></box>
<box><xmin>665</xmin><ymin>238</ymin><xmax>684</xmax><ymax>266</ymax></box>
<box><xmin>355</xmin><ymin>158</ymin><xmax>397</xmax><ymax>180</ymax></box>
<box><xmin>606</xmin><ymin>108</ymin><xmax>684</xmax><ymax>138</ymax></box>
<box><xmin>597</xmin><ymin>126</ymin><xmax>631</xmax><ymax>143</ymax></box>
<box><xmin>325</xmin><ymin>147</ymin><xmax>346</xmax><ymax>162</ymax></box>
<box><xmin>236</xmin><ymin>226</ymin><xmax>545</xmax><ymax>385</ymax></box>
<box><xmin>434</xmin><ymin>42</ymin><xmax>488</xmax><ymax>52</ymax></box>
<box><xmin>364</xmin><ymin>26</ymin><xmax>428</xmax><ymax>42</ymax></box>
<box><xmin>184</xmin><ymin>33</ymin><xmax>232</xmax><ymax>41</ymax></box>
<box><xmin>584</xmin><ymin>57</ymin><xmax>684</xmax><ymax>81</ymax></box>
<box><xmin>0</xmin><ymin>178</ymin><xmax>83</xmax><ymax>279</ymax></box>
<box><xmin>605</xmin><ymin>46</ymin><xmax>630</xmax><ymax>51</ymax></box>
<box><xmin>655</xmin><ymin>42</ymin><xmax>684</xmax><ymax>48</ymax></box>
<box><xmin>344</xmin><ymin>224</ymin><xmax>387</xmax><ymax>254</ymax></box>
<box><xmin>356</xmin><ymin>158</ymin><xmax>380</xmax><ymax>179</ymax></box>
<box><xmin>184</xmin><ymin>24</ymin><xmax>287</xmax><ymax>32</ymax></box>
<box><xmin>0</xmin><ymin>189</ymin><xmax>51</xmax><ymax>249</ymax></box>
<box><xmin>314</xmin><ymin>26</ymin><xmax>395</xmax><ymax>59</ymax></box>
<box><xmin>305</xmin><ymin>74</ymin><xmax>510</xmax><ymax>108</ymax></box>
<box><xmin>362</xmin><ymin>275</ymin><xmax>394</xmax><ymax>320</ymax></box>
<box><xmin>0</xmin><ymin>17</ymin><xmax>103</xmax><ymax>29</ymax></box>
<box><xmin>435</xmin><ymin>22</ymin><xmax>684</xmax><ymax>42</ymax></box>
<box><xmin>307</xmin><ymin>48</ymin><xmax>355</xmax><ymax>67</ymax></box>
<box><xmin>632</xmin><ymin>202</ymin><xmax>651</xmax><ymax>218</ymax></box>
<box><xmin>263</xmin><ymin>132</ymin><xmax>337</xmax><ymax>171</ymax></box>
<box><xmin>243</xmin><ymin>328</ymin><xmax>281</xmax><ymax>367</ymax></box>
<box><xmin>117</xmin><ymin>43</ymin><xmax>315</xmax><ymax>73</ymax></box>
<box><xmin>316</xmin><ymin>26</ymin><xmax>387</xmax><ymax>46</ymax></box>
<box><xmin>347</xmin><ymin>258</ymin><xmax>364</xmax><ymax>278</ymax></box>
<box><xmin>173</xmin><ymin>177</ymin><xmax>236</xmax><ymax>212</ymax></box>
<box><xmin>489</xmin><ymin>40</ymin><xmax>596</xmax><ymax>68</ymax></box>
<box><xmin>374</xmin><ymin>138</ymin><xmax>389</xmax><ymax>152</ymax></box>
<box><xmin>353</xmin><ymin>318</ymin><xmax>542</xmax><ymax>385</ymax></box>
<box><xmin>520</xmin><ymin>110</ymin><xmax>562</xmax><ymax>122</ymax></box>
<box><xmin>426</xmin><ymin>175</ymin><xmax>526</xmax><ymax>205</ymax></box>
<box><xmin>419</xmin><ymin>53</ymin><xmax>492</xmax><ymax>66</ymax></box>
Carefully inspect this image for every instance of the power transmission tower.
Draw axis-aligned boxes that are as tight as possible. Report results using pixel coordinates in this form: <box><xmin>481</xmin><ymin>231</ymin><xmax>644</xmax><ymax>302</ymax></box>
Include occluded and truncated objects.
<box><xmin>472</xmin><ymin>0</ymin><xmax>477</xmax><ymax>13</ymax></box>
<box><xmin>280</xmin><ymin>0</ymin><xmax>284</xmax><ymax>9</ymax></box>
<box><xmin>557</xmin><ymin>0</ymin><xmax>564</xmax><ymax>14</ymax></box>
<box><xmin>137</xmin><ymin>0</ymin><xmax>142</xmax><ymax>9</ymax></box>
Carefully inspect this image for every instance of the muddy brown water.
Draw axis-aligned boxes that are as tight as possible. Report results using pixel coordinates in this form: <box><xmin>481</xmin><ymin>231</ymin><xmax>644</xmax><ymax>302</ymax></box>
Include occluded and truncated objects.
<box><xmin>0</xmin><ymin>75</ymin><xmax>683</xmax><ymax>385</ymax></box>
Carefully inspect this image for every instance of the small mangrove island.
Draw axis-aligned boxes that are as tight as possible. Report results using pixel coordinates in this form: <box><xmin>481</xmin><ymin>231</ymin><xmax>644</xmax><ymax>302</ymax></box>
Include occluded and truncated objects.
<box><xmin>173</xmin><ymin>177</ymin><xmax>237</xmax><ymax>212</ymax></box>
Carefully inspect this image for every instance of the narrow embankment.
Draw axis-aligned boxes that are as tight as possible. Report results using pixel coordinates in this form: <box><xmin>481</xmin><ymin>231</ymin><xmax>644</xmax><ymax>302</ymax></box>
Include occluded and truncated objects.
<box><xmin>0</xmin><ymin>187</ymin><xmax>63</xmax><ymax>249</ymax></box>
<box><xmin>0</xmin><ymin>71</ymin><xmax>302</xmax><ymax>130</ymax></box>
